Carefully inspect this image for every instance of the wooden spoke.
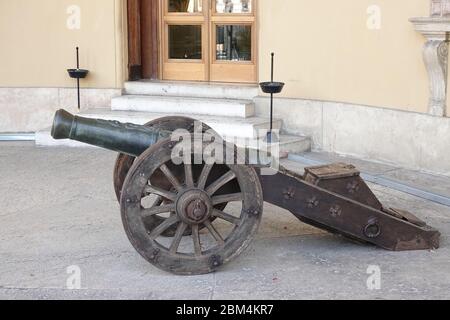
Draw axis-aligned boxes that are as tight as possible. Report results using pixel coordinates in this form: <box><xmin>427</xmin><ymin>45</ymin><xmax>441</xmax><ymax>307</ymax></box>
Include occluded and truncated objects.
<box><xmin>170</xmin><ymin>222</ymin><xmax>188</xmax><ymax>254</ymax></box>
<box><xmin>145</xmin><ymin>185</ymin><xmax>177</xmax><ymax>202</ymax></box>
<box><xmin>142</xmin><ymin>204</ymin><xmax>176</xmax><ymax>218</ymax></box>
<box><xmin>204</xmin><ymin>220</ymin><xmax>225</xmax><ymax>246</ymax></box>
<box><xmin>212</xmin><ymin>193</ymin><xmax>243</xmax><ymax>206</ymax></box>
<box><xmin>206</xmin><ymin>171</ymin><xmax>236</xmax><ymax>196</ymax></box>
<box><xmin>212</xmin><ymin>209</ymin><xmax>241</xmax><ymax>225</ymax></box>
<box><xmin>160</xmin><ymin>164</ymin><xmax>183</xmax><ymax>192</ymax></box>
<box><xmin>191</xmin><ymin>225</ymin><xmax>202</xmax><ymax>256</ymax></box>
<box><xmin>197</xmin><ymin>164</ymin><xmax>214</xmax><ymax>190</ymax></box>
<box><xmin>149</xmin><ymin>215</ymin><xmax>180</xmax><ymax>239</ymax></box>
<box><xmin>184</xmin><ymin>163</ymin><xmax>194</xmax><ymax>188</ymax></box>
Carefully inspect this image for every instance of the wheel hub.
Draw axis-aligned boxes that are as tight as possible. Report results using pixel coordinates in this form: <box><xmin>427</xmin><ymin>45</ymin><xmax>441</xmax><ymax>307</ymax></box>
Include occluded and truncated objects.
<box><xmin>176</xmin><ymin>189</ymin><xmax>213</xmax><ymax>225</ymax></box>
<box><xmin>186</xmin><ymin>199</ymin><xmax>208</xmax><ymax>221</ymax></box>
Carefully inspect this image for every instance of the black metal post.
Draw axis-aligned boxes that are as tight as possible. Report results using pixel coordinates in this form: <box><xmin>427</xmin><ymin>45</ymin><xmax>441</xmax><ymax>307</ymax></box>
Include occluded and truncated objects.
<box><xmin>269</xmin><ymin>93</ymin><xmax>273</xmax><ymax>138</ymax></box>
<box><xmin>271</xmin><ymin>52</ymin><xmax>274</xmax><ymax>82</ymax></box>
<box><xmin>269</xmin><ymin>53</ymin><xmax>275</xmax><ymax>143</ymax></box>
<box><xmin>76</xmin><ymin>47</ymin><xmax>81</xmax><ymax>111</ymax></box>
<box><xmin>259</xmin><ymin>52</ymin><xmax>284</xmax><ymax>144</ymax></box>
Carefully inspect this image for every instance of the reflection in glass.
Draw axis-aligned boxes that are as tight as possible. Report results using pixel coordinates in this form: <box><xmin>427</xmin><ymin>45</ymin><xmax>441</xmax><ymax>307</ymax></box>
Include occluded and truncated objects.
<box><xmin>169</xmin><ymin>25</ymin><xmax>202</xmax><ymax>59</ymax></box>
<box><xmin>216</xmin><ymin>0</ymin><xmax>251</xmax><ymax>13</ymax></box>
<box><xmin>216</xmin><ymin>25</ymin><xmax>251</xmax><ymax>61</ymax></box>
<box><xmin>168</xmin><ymin>0</ymin><xmax>203</xmax><ymax>13</ymax></box>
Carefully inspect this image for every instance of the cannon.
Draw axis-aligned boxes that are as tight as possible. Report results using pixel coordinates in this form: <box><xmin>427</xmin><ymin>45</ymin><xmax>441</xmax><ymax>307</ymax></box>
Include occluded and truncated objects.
<box><xmin>51</xmin><ymin>110</ymin><xmax>441</xmax><ymax>275</ymax></box>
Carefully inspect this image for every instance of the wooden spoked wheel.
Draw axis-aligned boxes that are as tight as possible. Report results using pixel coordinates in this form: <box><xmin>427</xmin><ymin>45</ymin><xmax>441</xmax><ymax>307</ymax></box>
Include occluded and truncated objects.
<box><xmin>120</xmin><ymin>139</ymin><xmax>264</xmax><ymax>275</ymax></box>
<box><xmin>113</xmin><ymin>117</ymin><xmax>232</xmax><ymax>237</ymax></box>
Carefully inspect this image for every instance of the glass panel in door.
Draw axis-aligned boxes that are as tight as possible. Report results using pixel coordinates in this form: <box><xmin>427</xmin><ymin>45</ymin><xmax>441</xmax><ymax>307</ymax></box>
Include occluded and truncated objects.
<box><xmin>168</xmin><ymin>0</ymin><xmax>203</xmax><ymax>13</ymax></box>
<box><xmin>216</xmin><ymin>25</ymin><xmax>252</xmax><ymax>61</ymax></box>
<box><xmin>215</xmin><ymin>0</ymin><xmax>252</xmax><ymax>14</ymax></box>
<box><xmin>169</xmin><ymin>25</ymin><xmax>202</xmax><ymax>60</ymax></box>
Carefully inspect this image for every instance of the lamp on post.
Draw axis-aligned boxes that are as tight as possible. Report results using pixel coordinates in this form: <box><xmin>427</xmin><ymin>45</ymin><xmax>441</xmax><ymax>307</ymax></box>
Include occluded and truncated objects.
<box><xmin>67</xmin><ymin>47</ymin><xmax>89</xmax><ymax>111</ymax></box>
<box><xmin>259</xmin><ymin>53</ymin><xmax>285</xmax><ymax>143</ymax></box>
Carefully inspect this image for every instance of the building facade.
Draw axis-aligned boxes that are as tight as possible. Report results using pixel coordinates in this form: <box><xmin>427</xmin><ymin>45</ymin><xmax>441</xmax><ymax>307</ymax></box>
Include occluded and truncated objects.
<box><xmin>1</xmin><ymin>0</ymin><xmax>450</xmax><ymax>175</ymax></box>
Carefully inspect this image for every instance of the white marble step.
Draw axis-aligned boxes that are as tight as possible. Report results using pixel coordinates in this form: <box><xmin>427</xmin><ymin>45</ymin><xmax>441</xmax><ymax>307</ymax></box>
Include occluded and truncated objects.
<box><xmin>111</xmin><ymin>95</ymin><xmax>255</xmax><ymax>118</ymax></box>
<box><xmin>124</xmin><ymin>81</ymin><xmax>259</xmax><ymax>100</ymax></box>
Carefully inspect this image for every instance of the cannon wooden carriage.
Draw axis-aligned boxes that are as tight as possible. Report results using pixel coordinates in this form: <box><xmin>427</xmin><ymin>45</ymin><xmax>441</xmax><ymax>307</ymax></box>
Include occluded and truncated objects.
<box><xmin>52</xmin><ymin>110</ymin><xmax>440</xmax><ymax>275</ymax></box>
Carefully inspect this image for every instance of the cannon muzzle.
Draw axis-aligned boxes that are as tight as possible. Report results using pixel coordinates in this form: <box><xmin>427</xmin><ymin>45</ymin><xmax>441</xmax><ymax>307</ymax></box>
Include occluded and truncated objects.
<box><xmin>51</xmin><ymin>109</ymin><xmax>171</xmax><ymax>156</ymax></box>
<box><xmin>51</xmin><ymin>109</ymin><xmax>76</xmax><ymax>140</ymax></box>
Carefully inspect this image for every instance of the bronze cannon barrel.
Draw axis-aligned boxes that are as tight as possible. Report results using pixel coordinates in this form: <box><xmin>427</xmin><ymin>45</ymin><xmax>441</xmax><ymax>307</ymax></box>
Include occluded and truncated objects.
<box><xmin>51</xmin><ymin>109</ymin><xmax>171</xmax><ymax>157</ymax></box>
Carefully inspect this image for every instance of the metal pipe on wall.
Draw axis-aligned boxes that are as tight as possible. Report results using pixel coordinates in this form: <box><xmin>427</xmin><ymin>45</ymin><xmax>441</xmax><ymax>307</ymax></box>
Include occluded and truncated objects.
<box><xmin>0</xmin><ymin>134</ymin><xmax>36</xmax><ymax>142</ymax></box>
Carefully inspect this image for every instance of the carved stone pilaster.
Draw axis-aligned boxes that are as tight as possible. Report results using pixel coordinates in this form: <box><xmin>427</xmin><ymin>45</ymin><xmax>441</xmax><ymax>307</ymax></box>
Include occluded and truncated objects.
<box><xmin>423</xmin><ymin>39</ymin><xmax>449</xmax><ymax>116</ymax></box>
<box><xmin>410</xmin><ymin>17</ymin><xmax>450</xmax><ymax>117</ymax></box>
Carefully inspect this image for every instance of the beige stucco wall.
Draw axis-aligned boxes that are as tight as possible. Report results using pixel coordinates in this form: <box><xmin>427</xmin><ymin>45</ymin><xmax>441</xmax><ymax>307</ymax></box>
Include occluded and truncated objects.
<box><xmin>0</xmin><ymin>0</ymin><xmax>126</xmax><ymax>89</ymax></box>
<box><xmin>258</xmin><ymin>0</ymin><xmax>442</xmax><ymax>115</ymax></box>
<box><xmin>0</xmin><ymin>0</ymin><xmax>446</xmax><ymax>116</ymax></box>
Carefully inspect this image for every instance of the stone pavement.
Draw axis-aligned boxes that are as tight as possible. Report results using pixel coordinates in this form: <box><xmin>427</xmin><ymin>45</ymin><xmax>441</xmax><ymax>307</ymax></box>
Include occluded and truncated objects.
<box><xmin>0</xmin><ymin>142</ymin><xmax>449</xmax><ymax>300</ymax></box>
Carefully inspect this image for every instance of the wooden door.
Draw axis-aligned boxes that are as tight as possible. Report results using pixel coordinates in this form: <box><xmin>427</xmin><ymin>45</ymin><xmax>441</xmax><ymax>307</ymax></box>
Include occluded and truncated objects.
<box><xmin>160</xmin><ymin>0</ymin><xmax>257</xmax><ymax>83</ymax></box>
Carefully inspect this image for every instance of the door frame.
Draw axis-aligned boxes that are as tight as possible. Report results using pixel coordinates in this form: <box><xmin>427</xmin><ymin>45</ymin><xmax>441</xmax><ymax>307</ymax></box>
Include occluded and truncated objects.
<box><xmin>160</xmin><ymin>0</ymin><xmax>210</xmax><ymax>81</ymax></box>
<box><xmin>209</xmin><ymin>1</ymin><xmax>257</xmax><ymax>83</ymax></box>
<box><xmin>127</xmin><ymin>0</ymin><xmax>159</xmax><ymax>80</ymax></box>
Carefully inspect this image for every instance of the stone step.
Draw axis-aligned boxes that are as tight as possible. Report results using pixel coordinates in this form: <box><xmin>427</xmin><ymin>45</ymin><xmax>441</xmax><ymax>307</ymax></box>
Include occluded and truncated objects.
<box><xmin>111</xmin><ymin>95</ymin><xmax>255</xmax><ymax>118</ymax></box>
<box><xmin>124</xmin><ymin>81</ymin><xmax>259</xmax><ymax>100</ymax></box>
